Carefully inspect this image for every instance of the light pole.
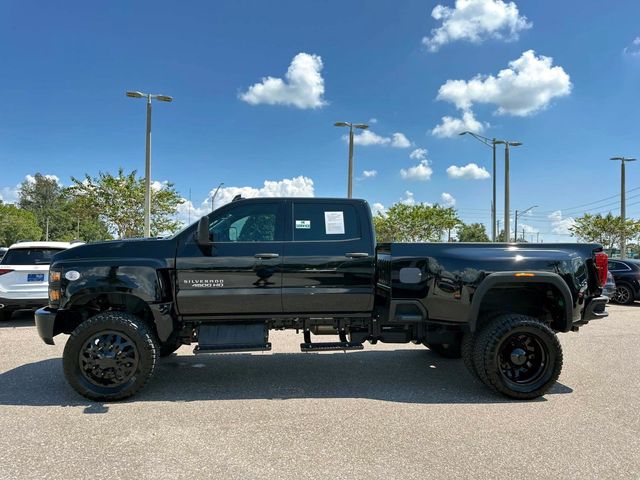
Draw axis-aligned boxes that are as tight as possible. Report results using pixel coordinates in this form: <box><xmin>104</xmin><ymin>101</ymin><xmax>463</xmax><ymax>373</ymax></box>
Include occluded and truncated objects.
<box><xmin>211</xmin><ymin>182</ymin><xmax>224</xmax><ymax>212</ymax></box>
<box><xmin>459</xmin><ymin>131</ymin><xmax>498</xmax><ymax>241</ymax></box>
<box><xmin>494</xmin><ymin>140</ymin><xmax>522</xmax><ymax>242</ymax></box>
<box><xmin>611</xmin><ymin>156</ymin><xmax>637</xmax><ymax>258</ymax></box>
<box><xmin>335</xmin><ymin>122</ymin><xmax>369</xmax><ymax>198</ymax></box>
<box><xmin>126</xmin><ymin>90</ymin><xmax>173</xmax><ymax>237</ymax></box>
<box><xmin>514</xmin><ymin>205</ymin><xmax>538</xmax><ymax>242</ymax></box>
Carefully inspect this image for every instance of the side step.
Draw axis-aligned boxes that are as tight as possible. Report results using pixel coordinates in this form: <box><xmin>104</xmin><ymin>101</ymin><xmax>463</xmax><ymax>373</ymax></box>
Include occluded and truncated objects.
<box><xmin>300</xmin><ymin>342</ymin><xmax>363</xmax><ymax>352</ymax></box>
<box><xmin>195</xmin><ymin>343</ymin><xmax>272</xmax><ymax>354</ymax></box>
<box><xmin>300</xmin><ymin>329</ymin><xmax>363</xmax><ymax>352</ymax></box>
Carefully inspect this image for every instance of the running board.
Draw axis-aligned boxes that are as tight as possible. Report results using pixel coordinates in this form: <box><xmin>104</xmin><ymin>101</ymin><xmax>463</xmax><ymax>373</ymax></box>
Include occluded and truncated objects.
<box><xmin>300</xmin><ymin>342</ymin><xmax>363</xmax><ymax>352</ymax></box>
<box><xmin>194</xmin><ymin>343</ymin><xmax>272</xmax><ymax>354</ymax></box>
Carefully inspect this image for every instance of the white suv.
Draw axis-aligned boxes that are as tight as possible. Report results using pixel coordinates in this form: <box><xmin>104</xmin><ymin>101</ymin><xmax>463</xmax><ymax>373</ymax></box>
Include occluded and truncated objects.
<box><xmin>0</xmin><ymin>241</ymin><xmax>81</xmax><ymax>321</ymax></box>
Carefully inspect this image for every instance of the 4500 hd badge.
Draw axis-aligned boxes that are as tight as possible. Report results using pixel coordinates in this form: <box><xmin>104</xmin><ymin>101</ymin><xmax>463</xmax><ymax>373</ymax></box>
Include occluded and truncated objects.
<box><xmin>182</xmin><ymin>279</ymin><xmax>224</xmax><ymax>288</ymax></box>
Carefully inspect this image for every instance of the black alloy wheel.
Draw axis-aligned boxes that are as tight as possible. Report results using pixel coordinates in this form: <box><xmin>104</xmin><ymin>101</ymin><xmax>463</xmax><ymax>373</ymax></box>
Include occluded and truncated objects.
<box><xmin>473</xmin><ymin>314</ymin><xmax>563</xmax><ymax>400</ymax></box>
<box><xmin>63</xmin><ymin>311</ymin><xmax>158</xmax><ymax>401</ymax></box>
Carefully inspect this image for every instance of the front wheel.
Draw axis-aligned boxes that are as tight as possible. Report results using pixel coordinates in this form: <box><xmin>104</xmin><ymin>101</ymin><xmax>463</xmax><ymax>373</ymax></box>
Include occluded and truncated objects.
<box><xmin>473</xmin><ymin>314</ymin><xmax>562</xmax><ymax>400</ymax></box>
<box><xmin>63</xmin><ymin>311</ymin><xmax>159</xmax><ymax>401</ymax></box>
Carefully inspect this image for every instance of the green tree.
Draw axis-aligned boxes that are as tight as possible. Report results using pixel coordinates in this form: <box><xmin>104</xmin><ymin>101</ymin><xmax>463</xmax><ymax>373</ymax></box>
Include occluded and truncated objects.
<box><xmin>18</xmin><ymin>172</ymin><xmax>110</xmax><ymax>242</ymax></box>
<box><xmin>373</xmin><ymin>203</ymin><xmax>461</xmax><ymax>242</ymax></box>
<box><xmin>457</xmin><ymin>223</ymin><xmax>490</xmax><ymax>242</ymax></box>
<box><xmin>0</xmin><ymin>203</ymin><xmax>43</xmax><ymax>245</ymax></box>
<box><xmin>70</xmin><ymin>168</ymin><xmax>184</xmax><ymax>238</ymax></box>
<box><xmin>570</xmin><ymin>213</ymin><xmax>640</xmax><ymax>253</ymax></box>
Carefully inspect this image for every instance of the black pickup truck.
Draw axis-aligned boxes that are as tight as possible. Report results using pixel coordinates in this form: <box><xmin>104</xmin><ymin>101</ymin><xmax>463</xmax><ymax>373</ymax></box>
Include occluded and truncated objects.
<box><xmin>35</xmin><ymin>197</ymin><xmax>609</xmax><ymax>401</ymax></box>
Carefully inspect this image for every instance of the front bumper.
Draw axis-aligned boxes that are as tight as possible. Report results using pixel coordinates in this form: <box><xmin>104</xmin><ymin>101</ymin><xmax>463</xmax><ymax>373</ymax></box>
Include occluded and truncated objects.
<box><xmin>35</xmin><ymin>307</ymin><xmax>58</xmax><ymax>345</ymax></box>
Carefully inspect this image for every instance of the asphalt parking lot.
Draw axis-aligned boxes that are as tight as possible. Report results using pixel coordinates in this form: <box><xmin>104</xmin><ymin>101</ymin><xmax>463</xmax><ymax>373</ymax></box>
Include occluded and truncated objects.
<box><xmin>0</xmin><ymin>305</ymin><xmax>639</xmax><ymax>480</ymax></box>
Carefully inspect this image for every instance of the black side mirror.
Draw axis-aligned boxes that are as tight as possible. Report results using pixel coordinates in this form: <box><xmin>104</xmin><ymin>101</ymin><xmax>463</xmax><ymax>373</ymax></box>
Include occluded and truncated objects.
<box><xmin>196</xmin><ymin>216</ymin><xmax>213</xmax><ymax>248</ymax></box>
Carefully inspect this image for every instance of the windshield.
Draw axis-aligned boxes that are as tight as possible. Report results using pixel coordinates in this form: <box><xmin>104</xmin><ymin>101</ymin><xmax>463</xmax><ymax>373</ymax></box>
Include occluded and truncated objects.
<box><xmin>0</xmin><ymin>248</ymin><xmax>64</xmax><ymax>265</ymax></box>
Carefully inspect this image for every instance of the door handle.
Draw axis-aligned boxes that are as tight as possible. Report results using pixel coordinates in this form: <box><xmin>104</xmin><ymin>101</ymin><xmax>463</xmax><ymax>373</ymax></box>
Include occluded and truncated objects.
<box><xmin>254</xmin><ymin>253</ymin><xmax>279</xmax><ymax>259</ymax></box>
<box><xmin>345</xmin><ymin>252</ymin><xmax>369</xmax><ymax>258</ymax></box>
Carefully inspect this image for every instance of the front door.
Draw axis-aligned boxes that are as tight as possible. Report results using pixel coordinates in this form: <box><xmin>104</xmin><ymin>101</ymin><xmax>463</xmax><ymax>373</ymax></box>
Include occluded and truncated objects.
<box><xmin>175</xmin><ymin>201</ymin><xmax>285</xmax><ymax>316</ymax></box>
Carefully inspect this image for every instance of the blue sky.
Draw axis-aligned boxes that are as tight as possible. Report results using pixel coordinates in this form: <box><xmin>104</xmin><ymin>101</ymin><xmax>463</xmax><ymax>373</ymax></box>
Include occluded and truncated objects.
<box><xmin>2</xmin><ymin>0</ymin><xmax>640</xmax><ymax>241</ymax></box>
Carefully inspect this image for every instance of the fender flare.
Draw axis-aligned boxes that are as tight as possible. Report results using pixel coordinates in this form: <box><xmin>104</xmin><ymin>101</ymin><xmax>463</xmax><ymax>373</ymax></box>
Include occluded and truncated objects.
<box><xmin>468</xmin><ymin>271</ymin><xmax>574</xmax><ymax>333</ymax></box>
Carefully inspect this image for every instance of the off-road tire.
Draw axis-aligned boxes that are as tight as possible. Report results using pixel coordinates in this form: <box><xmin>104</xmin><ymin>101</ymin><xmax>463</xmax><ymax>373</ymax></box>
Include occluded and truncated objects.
<box><xmin>424</xmin><ymin>335</ymin><xmax>463</xmax><ymax>359</ymax></box>
<box><xmin>613</xmin><ymin>284</ymin><xmax>634</xmax><ymax>305</ymax></box>
<box><xmin>473</xmin><ymin>314</ymin><xmax>563</xmax><ymax>400</ymax></box>
<box><xmin>63</xmin><ymin>311</ymin><xmax>159</xmax><ymax>401</ymax></box>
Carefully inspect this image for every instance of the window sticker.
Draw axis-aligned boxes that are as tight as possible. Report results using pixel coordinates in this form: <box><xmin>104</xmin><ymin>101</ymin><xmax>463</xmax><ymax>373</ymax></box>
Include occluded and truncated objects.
<box><xmin>295</xmin><ymin>220</ymin><xmax>311</xmax><ymax>229</ymax></box>
<box><xmin>324</xmin><ymin>211</ymin><xmax>345</xmax><ymax>234</ymax></box>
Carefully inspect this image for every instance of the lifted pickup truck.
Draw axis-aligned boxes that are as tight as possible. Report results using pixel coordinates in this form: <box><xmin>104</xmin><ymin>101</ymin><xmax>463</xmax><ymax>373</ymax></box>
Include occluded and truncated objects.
<box><xmin>35</xmin><ymin>197</ymin><xmax>609</xmax><ymax>401</ymax></box>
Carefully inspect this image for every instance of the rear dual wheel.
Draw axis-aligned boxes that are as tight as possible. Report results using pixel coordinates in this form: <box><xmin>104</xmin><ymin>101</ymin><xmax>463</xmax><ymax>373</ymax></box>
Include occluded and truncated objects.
<box><xmin>472</xmin><ymin>314</ymin><xmax>563</xmax><ymax>400</ymax></box>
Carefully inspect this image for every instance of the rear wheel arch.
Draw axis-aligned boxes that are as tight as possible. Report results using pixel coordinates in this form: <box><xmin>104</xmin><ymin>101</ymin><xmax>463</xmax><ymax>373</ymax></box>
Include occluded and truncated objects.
<box><xmin>469</xmin><ymin>272</ymin><xmax>574</xmax><ymax>333</ymax></box>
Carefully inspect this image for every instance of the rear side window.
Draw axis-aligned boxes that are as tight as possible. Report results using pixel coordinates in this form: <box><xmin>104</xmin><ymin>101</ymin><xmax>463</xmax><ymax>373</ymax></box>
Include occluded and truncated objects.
<box><xmin>292</xmin><ymin>203</ymin><xmax>360</xmax><ymax>241</ymax></box>
<box><xmin>608</xmin><ymin>261</ymin><xmax>629</xmax><ymax>272</ymax></box>
<box><xmin>1</xmin><ymin>248</ymin><xmax>64</xmax><ymax>265</ymax></box>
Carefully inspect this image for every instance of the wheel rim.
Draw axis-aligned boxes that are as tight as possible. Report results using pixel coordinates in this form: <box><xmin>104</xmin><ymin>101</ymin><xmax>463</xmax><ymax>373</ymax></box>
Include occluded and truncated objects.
<box><xmin>79</xmin><ymin>331</ymin><xmax>139</xmax><ymax>387</ymax></box>
<box><xmin>614</xmin><ymin>286</ymin><xmax>631</xmax><ymax>304</ymax></box>
<box><xmin>498</xmin><ymin>332</ymin><xmax>549</xmax><ymax>387</ymax></box>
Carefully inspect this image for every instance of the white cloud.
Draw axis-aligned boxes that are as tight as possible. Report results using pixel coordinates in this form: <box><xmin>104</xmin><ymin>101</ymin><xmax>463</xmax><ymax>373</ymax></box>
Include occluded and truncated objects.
<box><xmin>400</xmin><ymin>160</ymin><xmax>433</xmax><ymax>181</ymax></box>
<box><xmin>391</xmin><ymin>133</ymin><xmax>412</xmax><ymax>148</ymax></box>
<box><xmin>362</xmin><ymin>170</ymin><xmax>377</xmax><ymax>178</ymax></box>
<box><xmin>409</xmin><ymin>148</ymin><xmax>428</xmax><ymax>160</ymax></box>
<box><xmin>447</xmin><ymin>163</ymin><xmax>490</xmax><ymax>180</ymax></box>
<box><xmin>177</xmin><ymin>176</ymin><xmax>316</xmax><ymax>227</ymax></box>
<box><xmin>369</xmin><ymin>118</ymin><xmax>378</xmax><ymax>124</ymax></box>
<box><xmin>549</xmin><ymin>210</ymin><xmax>575</xmax><ymax>235</ymax></box>
<box><xmin>151</xmin><ymin>180</ymin><xmax>170</xmax><ymax>192</ymax></box>
<box><xmin>437</xmin><ymin>50</ymin><xmax>572</xmax><ymax>116</ymax></box>
<box><xmin>239</xmin><ymin>53</ymin><xmax>326</xmax><ymax>109</ymax></box>
<box><xmin>441</xmin><ymin>192</ymin><xmax>456</xmax><ymax>207</ymax></box>
<box><xmin>0</xmin><ymin>185</ymin><xmax>20</xmax><ymax>204</ymax></box>
<box><xmin>400</xmin><ymin>191</ymin><xmax>416</xmax><ymax>206</ymax></box>
<box><xmin>349</xmin><ymin>130</ymin><xmax>412</xmax><ymax>148</ymax></box>
<box><xmin>371</xmin><ymin>202</ymin><xmax>386</xmax><ymax>216</ymax></box>
<box><xmin>423</xmin><ymin>0</ymin><xmax>531</xmax><ymax>52</ymax></box>
<box><xmin>431</xmin><ymin>110</ymin><xmax>486</xmax><ymax>138</ymax></box>
<box><xmin>25</xmin><ymin>174</ymin><xmax>61</xmax><ymax>185</ymax></box>
<box><xmin>624</xmin><ymin>37</ymin><xmax>640</xmax><ymax>56</ymax></box>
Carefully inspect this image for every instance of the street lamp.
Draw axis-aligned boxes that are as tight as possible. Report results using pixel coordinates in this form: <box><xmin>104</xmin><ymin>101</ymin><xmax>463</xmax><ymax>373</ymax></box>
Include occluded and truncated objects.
<box><xmin>335</xmin><ymin>121</ymin><xmax>369</xmax><ymax>198</ymax></box>
<box><xmin>611</xmin><ymin>156</ymin><xmax>637</xmax><ymax>258</ymax></box>
<box><xmin>126</xmin><ymin>90</ymin><xmax>173</xmax><ymax>237</ymax></box>
<box><xmin>514</xmin><ymin>205</ymin><xmax>538</xmax><ymax>243</ymax></box>
<box><xmin>494</xmin><ymin>140</ymin><xmax>522</xmax><ymax>242</ymax></box>
<box><xmin>211</xmin><ymin>182</ymin><xmax>224</xmax><ymax>212</ymax></box>
<box><xmin>459</xmin><ymin>131</ymin><xmax>498</xmax><ymax>241</ymax></box>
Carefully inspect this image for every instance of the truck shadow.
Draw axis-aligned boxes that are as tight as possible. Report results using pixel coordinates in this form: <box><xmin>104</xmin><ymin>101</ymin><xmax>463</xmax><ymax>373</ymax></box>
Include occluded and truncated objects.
<box><xmin>0</xmin><ymin>350</ymin><xmax>572</xmax><ymax>410</ymax></box>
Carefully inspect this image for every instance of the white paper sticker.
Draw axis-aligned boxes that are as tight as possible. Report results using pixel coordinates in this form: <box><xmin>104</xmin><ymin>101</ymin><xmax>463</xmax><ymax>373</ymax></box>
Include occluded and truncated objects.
<box><xmin>324</xmin><ymin>211</ymin><xmax>345</xmax><ymax>234</ymax></box>
<box><xmin>295</xmin><ymin>220</ymin><xmax>311</xmax><ymax>229</ymax></box>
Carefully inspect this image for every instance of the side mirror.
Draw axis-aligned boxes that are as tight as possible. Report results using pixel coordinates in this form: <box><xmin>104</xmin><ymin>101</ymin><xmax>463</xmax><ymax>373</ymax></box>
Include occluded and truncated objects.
<box><xmin>196</xmin><ymin>216</ymin><xmax>213</xmax><ymax>247</ymax></box>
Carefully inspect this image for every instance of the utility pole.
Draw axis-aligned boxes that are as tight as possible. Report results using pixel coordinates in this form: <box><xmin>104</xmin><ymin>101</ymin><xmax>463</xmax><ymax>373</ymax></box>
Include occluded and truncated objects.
<box><xmin>494</xmin><ymin>140</ymin><xmax>522</xmax><ymax>242</ymax></box>
<box><xmin>514</xmin><ymin>205</ymin><xmax>537</xmax><ymax>244</ymax></box>
<box><xmin>610</xmin><ymin>157</ymin><xmax>636</xmax><ymax>258</ymax></box>
<box><xmin>334</xmin><ymin>122</ymin><xmax>369</xmax><ymax>198</ymax></box>
<box><xmin>45</xmin><ymin>217</ymin><xmax>49</xmax><ymax>241</ymax></box>
<box><xmin>211</xmin><ymin>182</ymin><xmax>224</xmax><ymax>212</ymax></box>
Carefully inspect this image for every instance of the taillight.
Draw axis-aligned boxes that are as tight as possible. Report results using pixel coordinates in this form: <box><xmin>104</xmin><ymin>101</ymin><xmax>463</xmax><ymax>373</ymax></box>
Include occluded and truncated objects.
<box><xmin>594</xmin><ymin>252</ymin><xmax>608</xmax><ymax>287</ymax></box>
<box><xmin>0</xmin><ymin>269</ymin><xmax>14</xmax><ymax>276</ymax></box>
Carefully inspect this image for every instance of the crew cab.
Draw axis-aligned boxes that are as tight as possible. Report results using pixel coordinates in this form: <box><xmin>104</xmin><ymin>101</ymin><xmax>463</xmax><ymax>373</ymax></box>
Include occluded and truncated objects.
<box><xmin>35</xmin><ymin>197</ymin><xmax>609</xmax><ymax>401</ymax></box>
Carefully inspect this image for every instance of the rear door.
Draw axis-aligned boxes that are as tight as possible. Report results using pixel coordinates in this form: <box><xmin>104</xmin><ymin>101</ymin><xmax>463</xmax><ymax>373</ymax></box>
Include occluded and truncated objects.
<box><xmin>281</xmin><ymin>200</ymin><xmax>375</xmax><ymax>313</ymax></box>
<box><xmin>175</xmin><ymin>201</ymin><xmax>285</xmax><ymax>316</ymax></box>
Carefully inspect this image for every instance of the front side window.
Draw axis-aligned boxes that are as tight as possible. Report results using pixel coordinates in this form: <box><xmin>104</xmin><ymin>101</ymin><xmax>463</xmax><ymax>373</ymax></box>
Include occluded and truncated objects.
<box><xmin>0</xmin><ymin>248</ymin><xmax>64</xmax><ymax>265</ymax></box>
<box><xmin>209</xmin><ymin>203</ymin><xmax>280</xmax><ymax>242</ymax></box>
<box><xmin>292</xmin><ymin>203</ymin><xmax>360</xmax><ymax>241</ymax></box>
